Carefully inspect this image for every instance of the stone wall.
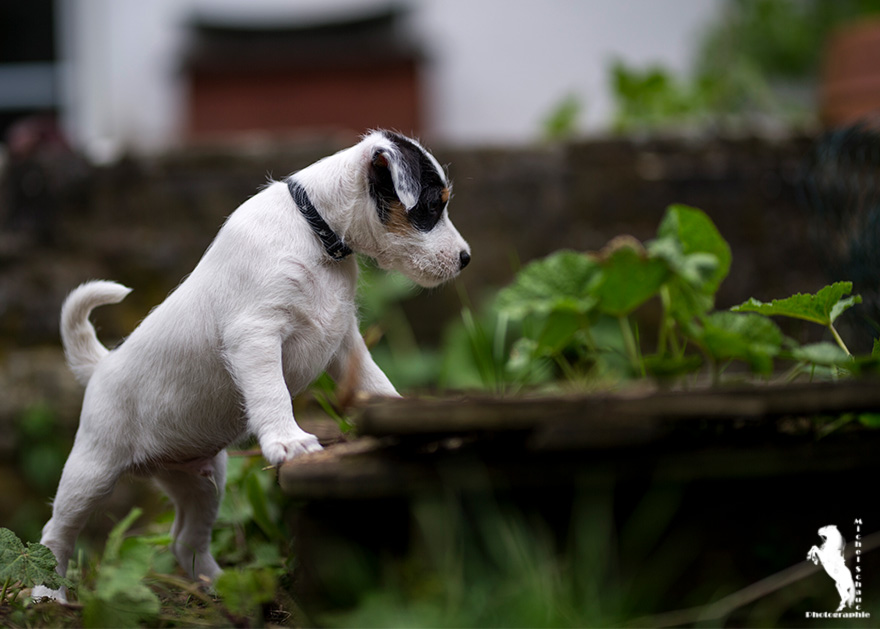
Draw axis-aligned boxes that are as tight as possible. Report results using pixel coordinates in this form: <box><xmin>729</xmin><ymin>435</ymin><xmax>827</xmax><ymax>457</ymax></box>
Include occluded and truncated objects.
<box><xmin>0</xmin><ymin>132</ymin><xmax>824</xmax><ymax>355</ymax></box>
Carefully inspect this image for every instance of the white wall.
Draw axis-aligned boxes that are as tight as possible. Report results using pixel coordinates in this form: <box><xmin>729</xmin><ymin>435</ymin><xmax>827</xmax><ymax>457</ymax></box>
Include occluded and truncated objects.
<box><xmin>58</xmin><ymin>0</ymin><xmax>720</xmax><ymax>158</ymax></box>
<box><xmin>411</xmin><ymin>0</ymin><xmax>719</xmax><ymax>145</ymax></box>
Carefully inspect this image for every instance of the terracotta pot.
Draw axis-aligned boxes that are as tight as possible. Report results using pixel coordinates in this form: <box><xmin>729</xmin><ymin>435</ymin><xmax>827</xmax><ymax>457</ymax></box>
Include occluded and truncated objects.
<box><xmin>820</xmin><ymin>17</ymin><xmax>880</xmax><ymax>127</ymax></box>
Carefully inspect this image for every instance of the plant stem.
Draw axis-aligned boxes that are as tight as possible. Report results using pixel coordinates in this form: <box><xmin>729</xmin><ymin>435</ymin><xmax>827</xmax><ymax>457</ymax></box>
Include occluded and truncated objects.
<box><xmin>829</xmin><ymin>323</ymin><xmax>851</xmax><ymax>356</ymax></box>
<box><xmin>818</xmin><ymin>413</ymin><xmax>856</xmax><ymax>439</ymax></box>
<box><xmin>1</xmin><ymin>577</ymin><xmax>10</xmax><ymax>602</ymax></box>
<box><xmin>657</xmin><ymin>287</ymin><xmax>669</xmax><ymax>355</ymax></box>
<box><xmin>618</xmin><ymin>315</ymin><xmax>642</xmax><ymax>376</ymax></box>
<box><xmin>553</xmin><ymin>354</ymin><xmax>578</xmax><ymax>382</ymax></box>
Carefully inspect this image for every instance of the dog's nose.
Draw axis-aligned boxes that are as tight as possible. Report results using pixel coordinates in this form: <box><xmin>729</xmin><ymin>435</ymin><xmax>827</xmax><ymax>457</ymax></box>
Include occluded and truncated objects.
<box><xmin>459</xmin><ymin>250</ymin><xmax>471</xmax><ymax>270</ymax></box>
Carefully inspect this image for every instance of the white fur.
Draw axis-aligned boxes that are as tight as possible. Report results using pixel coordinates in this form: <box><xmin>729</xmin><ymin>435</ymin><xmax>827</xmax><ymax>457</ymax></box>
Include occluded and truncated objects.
<box><xmin>33</xmin><ymin>131</ymin><xmax>470</xmax><ymax>602</ymax></box>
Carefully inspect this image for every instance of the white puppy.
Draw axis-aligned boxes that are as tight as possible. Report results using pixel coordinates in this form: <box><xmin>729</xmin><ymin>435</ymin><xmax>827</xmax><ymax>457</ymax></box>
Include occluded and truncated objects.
<box><xmin>34</xmin><ymin>130</ymin><xmax>470</xmax><ymax>601</ymax></box>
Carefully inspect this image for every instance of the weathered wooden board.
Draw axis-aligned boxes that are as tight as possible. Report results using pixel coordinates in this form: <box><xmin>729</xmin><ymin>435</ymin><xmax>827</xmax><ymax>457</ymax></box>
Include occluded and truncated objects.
<box><xmin>355</xmin><ymin>378</ymin><xmax>880</xmax><ymax>444</ymax></box>
<box><xmin>278</xmin><ymin>379</ymin><xmax>880</xmax><ymax>499</ymax></box>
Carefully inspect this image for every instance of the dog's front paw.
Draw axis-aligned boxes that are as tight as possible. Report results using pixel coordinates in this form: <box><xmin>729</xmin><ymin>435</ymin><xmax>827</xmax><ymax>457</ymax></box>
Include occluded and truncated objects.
<box><xmin>31</xmin><ymin>584</ymin><xmax>68</xmax><ymax>604</ymax></box>
<box><xmin>260</xmin><ymin>431</ymin><xmax>323</xmax><ymax>465</ymax></box>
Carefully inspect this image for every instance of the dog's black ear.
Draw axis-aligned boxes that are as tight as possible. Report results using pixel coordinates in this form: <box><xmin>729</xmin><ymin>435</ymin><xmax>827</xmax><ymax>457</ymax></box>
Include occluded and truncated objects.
<box><xmin>372</xmin><ymin>146</ymin><xmax>421</xmax><ymax>211</ymax></box>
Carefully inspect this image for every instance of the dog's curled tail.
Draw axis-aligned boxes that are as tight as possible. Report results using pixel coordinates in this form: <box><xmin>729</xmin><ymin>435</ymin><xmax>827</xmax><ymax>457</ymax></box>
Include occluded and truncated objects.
<box><xmin>61</xmin><ymin>280</ymin><xmax>132</xmax><ymax>386</ymax></box>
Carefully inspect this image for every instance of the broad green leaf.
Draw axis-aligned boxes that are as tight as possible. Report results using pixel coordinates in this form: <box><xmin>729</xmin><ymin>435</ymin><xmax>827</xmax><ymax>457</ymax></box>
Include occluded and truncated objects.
<box><xmin>496</xmin><ymin>251</ymin><xmax>600</xmax><ymax>320</ymax></box>
<box><xmin>731</xmin><ymin>282</ymin><xmax>862</xmax><ymax>327</ymax></box>
<box><xmin>788</xmin><ymin>342</ymin><xmax>851</xmax><ymax>366</ymax></box>
<box><xmin>535</xmin><ymin>309</ymin><xmax>585</xmax><ymax>355</ymax></box>
<box><xmin>649</xmin><ymin>205</ymin><xmax>731</xmax><ymax>323</ymax></box>
<box><xmin>0</xmin><ymin>528</ymin><xmax>70</xmax><ymax>591</ymax></box>
<box><xmin>593</xmin><ymin>242</ymin><xmax>670</xmax><ymax>316</ymax></box>
<box><xmin>648</xmin><ymin>237</ymin><xmax>720</xmax><ymax>290</ymax></box>
<box><xmin>0</xmin><ymin>528</ymin><xmax>25</xmax><ymax>578</ymax></box>
<box><xmin>648</xmin><ymin>239</ymin><xmax>718</xmax><ymax>321</ymax></box>
<box><xmin>656</xmin><ymin>204</ymin><xmax>731</xmax><ymax>295</ymax></box>
<box><xmin>698</xmin><ymin>312</ymin><xmax>783</xmax><ymax>374</ymax></box>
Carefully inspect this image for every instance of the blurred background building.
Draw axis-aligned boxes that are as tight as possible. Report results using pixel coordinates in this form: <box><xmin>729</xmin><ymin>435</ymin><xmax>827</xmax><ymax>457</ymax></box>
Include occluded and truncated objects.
<box><xmin>0</xmin><ymin>0</ymin><xmax>719</xmax><ymax>160</ymax></box>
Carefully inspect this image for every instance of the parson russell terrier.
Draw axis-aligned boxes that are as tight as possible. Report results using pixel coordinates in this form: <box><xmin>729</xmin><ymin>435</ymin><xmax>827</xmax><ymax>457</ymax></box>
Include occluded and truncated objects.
<box><xmin>33</xmin><ymin>130</ymin><xmax>470</xmax><ymax>601</ymax></box>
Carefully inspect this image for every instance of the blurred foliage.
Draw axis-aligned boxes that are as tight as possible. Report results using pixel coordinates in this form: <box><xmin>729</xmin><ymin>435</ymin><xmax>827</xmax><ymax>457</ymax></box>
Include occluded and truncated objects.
<box><xmin>346</xmin><ymin>204</ymin><xmax>874</xmax><ymax>393</ymax></box>
<box><xmin>323</xmin><ymin>491</ymin><xmax>633</xmax><ymax>628</ymax></box>
<box><xmin>2</xmin><ymin>451</ymin><xmax>298</xmax><ymax>627</ymax></box>
<box><xmin>440</xmin><ymin>205</ymin><xmax>872</xmax><ymax>390</ymax></box>
<box><xmin>700</xmin><ymin>0</ymin><xmax>880</xmax><ymax>79</ymax></box>
<box><xmin>542</xmin><ymin>93</ymin><xmax>584</xmax><ymax>141</ymax></box>
<box><xmin>356</xmin><ymin>258</ymin><xmax>443</xmax><ymax>391</ymax></box>
<box><xmin>610</xmin><ymin>63</ymin><xmax>724</xmax><ymax>133</ymax></box>
<box><xmin>612</xmin><ymin>0</ymin><xmax>880</xmax><ymax>132</ymax></box>
<box><xmin>13</xmin><ymin>403</ymin><xmax>69</xmax><ymax>494</ymax></box>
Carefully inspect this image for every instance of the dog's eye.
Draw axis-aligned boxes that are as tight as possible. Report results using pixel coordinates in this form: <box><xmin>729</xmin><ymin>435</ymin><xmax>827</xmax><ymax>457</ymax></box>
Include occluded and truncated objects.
<box><xmin>427</xmin><ymin>200</ymin><xmax>447</xmax><ymax>223</ymax></box>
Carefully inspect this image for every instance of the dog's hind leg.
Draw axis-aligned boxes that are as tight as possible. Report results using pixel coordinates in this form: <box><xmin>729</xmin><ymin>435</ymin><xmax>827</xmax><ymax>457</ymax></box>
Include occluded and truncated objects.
<box><xmin>154</xmin><ymin>450</ymin><xmax>227</xmax><ymax>582</ymax></box>
<box><xmin>34</xmin><ymin>437</ymin><xmax>125</xmax><ymax>602</ymax></box>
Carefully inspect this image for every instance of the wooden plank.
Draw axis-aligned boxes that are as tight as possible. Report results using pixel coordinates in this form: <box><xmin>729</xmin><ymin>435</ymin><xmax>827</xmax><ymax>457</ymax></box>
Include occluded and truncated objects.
<box><xmin>277</xmin><ymin>438</ymin><xmax>436</xmax><ymax>499</ymax></box>
<box><xmin>355</xmin><ymin>379</ymin><xmax>880</xmax><ymax>443</ymax></box>
<box><xmin>278</xmin><ymin>380</ymin><xmax>880</xmax><ymax>499</ymax></box>
<box><xmin>278</xmin><ymin>428</ymin><xmax>880</xmax><ymax>499</ymax></box>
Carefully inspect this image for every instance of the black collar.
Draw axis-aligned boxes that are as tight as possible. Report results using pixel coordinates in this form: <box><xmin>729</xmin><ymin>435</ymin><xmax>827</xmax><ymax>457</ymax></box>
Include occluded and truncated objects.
<box><xmin>287</xmin><ymin>178</ymin><xmax>353</xmax><ymax>261</ymax></box>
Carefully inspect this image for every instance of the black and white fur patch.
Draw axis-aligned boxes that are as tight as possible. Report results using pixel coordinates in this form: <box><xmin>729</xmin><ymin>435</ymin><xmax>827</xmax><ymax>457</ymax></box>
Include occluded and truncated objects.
<box><xmin>368</xmin><ymin>130</ymin><xmax>450</xmax><ymax>233</ymax></box>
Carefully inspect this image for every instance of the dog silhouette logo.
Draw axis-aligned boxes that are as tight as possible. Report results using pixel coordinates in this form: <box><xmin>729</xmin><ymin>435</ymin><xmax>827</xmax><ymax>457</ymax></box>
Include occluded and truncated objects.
<box><xmin>807</xmin><ymin>525</ymin><xmax>855</xmax><ymax>612</ymax></box>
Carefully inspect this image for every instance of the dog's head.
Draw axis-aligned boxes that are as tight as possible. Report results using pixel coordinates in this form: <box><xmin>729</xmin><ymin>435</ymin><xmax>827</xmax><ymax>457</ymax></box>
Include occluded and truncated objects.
<box><xmin>361</xmin><ymin>130</ymin><xmax>470</xmax><ymax>287</ymax></box>
<box><xmin>317</xmin><ymin>130</ymin><xmax>470</xmax><ymax>288</ymax></box>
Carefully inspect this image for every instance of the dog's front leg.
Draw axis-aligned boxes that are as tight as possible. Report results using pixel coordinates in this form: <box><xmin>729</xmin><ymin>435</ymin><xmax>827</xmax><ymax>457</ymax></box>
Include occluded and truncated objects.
<box><xmin>223</xmin><ymin>320</ymin><xmax>322</xmax><ymax>465</ymax></box>
<box><xmin>329</xmin><ymin>320</ymin><xmax>401</xmax><ymax>399</ymax></box>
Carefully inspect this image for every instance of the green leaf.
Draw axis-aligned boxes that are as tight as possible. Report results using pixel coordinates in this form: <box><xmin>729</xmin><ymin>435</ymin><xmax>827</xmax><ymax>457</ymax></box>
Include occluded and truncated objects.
<box><xmin>246</xmin><ymin>471</ymin><xmax>285</xmax><ymax>542</ymax></box>
<box><xmin>103</xmin><ymin>507</ymin><xmax>143</xmax><ymax>564</ymax></box>
<box><xmin>0</xmin><ymin>528</ymin><xmax>70</xmax><ymax>591</ymax></box>
<box><xmin>787</xmin><ymin>342</ymin><xmax>851</xmax><ymax>366</ymax></box>
<box><xmin>656</xmin><ymin>204</ymin><xmax>731</xmax><ymax>295</ymax></box>
<box><xmin>82</xmin><ymin>510</ymin><xmax>160</xmax><ymax>627</ymax></box>
<box><xmin>215</xmin><ymin>567</ymin><xmax>278</xmax><ymax>616</ymax></box>
<box><xmin>593</xmin><ymin>241</ymin><xmax>670</xmax><ymax>317</ymax></box>
<box><xmin>543</xmin><ymin>93</ymin><xmax>582</xmax><ymax>140</ymax></box>
<box><xmin>0</xmin><ymin>528</ymin><xmax>25</xmax><ymax>578</ymax></box>
<box><xmin>642</xmin><ymin>353</ymin><xmax>703</xmax><ymax>378</ymax></box>
<box><xmin>731</xmin><ymin>282</ymin><xmax>862</xmax><ymax>327</ymax></box>
<box><xmin>858</xmin><ymin>413</ymin><xmax>880</xmax><ymax>428</ymax></box>
<box><xmin>535</xmin><ymin>309</ymin><xmax>585</xmax><ymax>355</ymax></box>
<box><xmin>496</xmin><ymin>251</ymin><xmax>601</xmax><ymax>320</ymax></box>
<box><xmin>698</xmin><ymin>312</ymin><xmax>783</xmax><ymax>374</ymax></box>
<box><xmin>648</xmin><ymin>237</ymin><xmax>720</xmax><ymax>290</ymax></box>
<box><xmin>648</xmin><ymin>206</ymin><xmax>730</xmax><ymax>324</ymax></box>
<box><xmin>82</xmin><ymin>565</ymin><xmax>160</xmax><ymax>628</ymax></box>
